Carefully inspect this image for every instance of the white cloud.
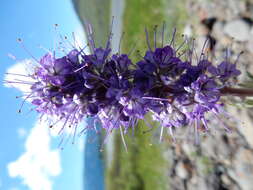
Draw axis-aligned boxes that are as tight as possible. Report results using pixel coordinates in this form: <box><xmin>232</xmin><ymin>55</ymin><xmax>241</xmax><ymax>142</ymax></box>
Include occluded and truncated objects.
<box><xmin>7</xmin><ymin>119</ymin><xmax>61</xmax><ymax>190</ymax></box>
<box><xmin>77</xmin><ymin>137</ymin><xmax>84</xmax><ymax>152</ymax></box>
<box><xmin>8</xmin><ymin>188</ymin><xmax>20</xmax><ymax>190</ymax></box>
<box><xmin>17</xmin><ymin>128</ymin><xmax>27</xmax><ymax>139</ymax></box>
<box><xmin>4</xmin><ymin>59</ymin><xmax>35</xmax><ymax>93</ymax></box>
<box><xmin>4</xmin><ymin>27</ymin><xmax>88</xmax><ymax>190</ymax></box>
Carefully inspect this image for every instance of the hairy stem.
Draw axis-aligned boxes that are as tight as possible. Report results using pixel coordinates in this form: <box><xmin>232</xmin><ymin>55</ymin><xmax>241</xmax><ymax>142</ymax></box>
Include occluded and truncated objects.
<box><xmin>220</xmin><ymin>87</ymin><xmax>253</xmax><ymax>97</ymax></box>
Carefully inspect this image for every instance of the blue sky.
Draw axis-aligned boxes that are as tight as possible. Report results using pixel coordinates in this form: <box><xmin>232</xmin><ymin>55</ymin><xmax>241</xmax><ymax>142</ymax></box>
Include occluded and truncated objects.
<box><xmin>0</xmin><ymin>1</ymin><xmax>86</xmax><ymax>190</ymax></box>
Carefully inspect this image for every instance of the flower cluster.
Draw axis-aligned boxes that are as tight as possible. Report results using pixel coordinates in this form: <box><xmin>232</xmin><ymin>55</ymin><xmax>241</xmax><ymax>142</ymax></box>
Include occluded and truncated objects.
<box><xmin>6</xmin><ymin>27</ymin><xmax>242</xmax><ymax>140</ymax></box>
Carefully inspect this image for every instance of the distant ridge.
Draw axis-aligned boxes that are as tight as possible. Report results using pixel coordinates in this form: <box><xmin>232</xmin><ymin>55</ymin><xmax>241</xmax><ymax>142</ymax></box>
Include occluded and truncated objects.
<box><xmin>72</xmin><ymin>0</ymin><xmax>111</xmax><ymax>47</ymax></box>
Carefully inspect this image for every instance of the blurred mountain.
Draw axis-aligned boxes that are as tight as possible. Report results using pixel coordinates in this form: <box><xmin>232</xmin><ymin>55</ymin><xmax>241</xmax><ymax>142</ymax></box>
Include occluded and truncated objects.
<box><xmin>72</xmin><ymin>0</ymin><xmax>111</xmax><ymax>47</ymax></box>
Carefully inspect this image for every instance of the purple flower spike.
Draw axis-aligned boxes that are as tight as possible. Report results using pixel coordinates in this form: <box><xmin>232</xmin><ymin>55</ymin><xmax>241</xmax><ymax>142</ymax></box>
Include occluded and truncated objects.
<box><xmin>217</xmin><ymin>61</ymin><xmax>241</xmax><ymax>82</ymax></box>
<box><xmin>190</xmin><ymin>75</ymin><xmax>220</xmax><ymax>104</ymax></box>
<box><xmin>6</xmin><ymin>25</ymin><xmax>243</xmax><ymax>144</ymax></box>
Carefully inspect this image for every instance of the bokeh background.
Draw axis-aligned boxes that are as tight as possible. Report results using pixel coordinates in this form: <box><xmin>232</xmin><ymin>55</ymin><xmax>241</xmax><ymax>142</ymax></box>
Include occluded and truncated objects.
<box><xmin>1</xmin><ymin>0</ymin><xmax>253</xmax><ymax>189</ymax></box>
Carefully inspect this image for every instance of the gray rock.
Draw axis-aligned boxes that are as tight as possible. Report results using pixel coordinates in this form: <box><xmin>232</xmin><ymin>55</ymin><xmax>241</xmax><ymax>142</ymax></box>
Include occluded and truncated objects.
<box><xmin>246</xmin><ymin>39</ymin><xmax>253</xmax><ymax>54</ymax></box>
<box><xmin>164</xmin><ymin>1</ymin><xmax>253</xmax><ymax>190</ymax></box>
<box><xmin>227</xmin><ymin>0</ymin><xmax>246</xmax><ymax>17</ymax></box>
<box><xmin>246</xmin><ymin>27</ymin><xmax>253</xmax><ymax>54</ymax></box>
<box><xmin>175</xmin><ymin>162</ymin><xmax>188</xmax><ymax>179</ymax></box>
<box><xmin>212</xmin><ymin>21</ymin><xmax>225</xmax><ymax>39</ymax></box>
<box><xmin>228</xmin><ymin>148</ymin><xmax>253</xmax><ymax>190</ymax></box>
<box><xmin>224</xmin><ymin>19</ymin><xmax>251</xmax><ymax>42</ymax></box>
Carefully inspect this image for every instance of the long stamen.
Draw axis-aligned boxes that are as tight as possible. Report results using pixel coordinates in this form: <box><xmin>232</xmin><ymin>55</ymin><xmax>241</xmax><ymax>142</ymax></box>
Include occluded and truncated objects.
<box><xmin>170</xmin><ymin>28</ymin><xmax>177</xmax><ymax>48</ymax></box>
<box><xmin>86</xmin><ymin>23</ymin><xmax>96</xmax><ymax>53</ymax></box>
<box><xmin>154</xmin><ymin>25</ymin><xmax>158</xmax><ymax>49</ymax></box>
<box><xmin>145</xmin><ymin>27</ymin><xmax>152</xmax><ymax>51</ymax></box>
<box><xmin>5</xmin><ymin>73</ymin><xmax>31</xmax><ymax>77</ymax></box>
<box><xmin>74</xmin><ymin>64</ymin><xmax>88</xmax><ymax>72</ymax></box>
<box><xmin>175</xmin><ymin>36</ymin><xmax>186</xmax><ymax>53</ymax></box>
<box><xmin>58</xmin><ymin>114</ymin><xmax>71</xmax><ymax>135</ymax></box>
<box><xmin>142</xmin><ymin>118</ymin><xmax>155</xmax><ymax>134</ymax></box>
<box><xmin>142</xmin><ymin>96</ymin><xmax>170</xmax><ymax>102</ymax></box>
<box><xmin>199</xmin><ymin>37</ymin><xmax>209</xmax><ymax>60</ymax></box>
<box><xmin>192</xmin><ymin>39</ymin><xmax>200</xmax><ymax>64</ymax></box>
<box><xmin>118</xmin><ymin>32</ymin><xmax>125</xmax><ymax>54</ymax></box>
<box><xmin>168</xmin><ymin>127</ymin><xmax>175</xmax><ymax>143</ymax></box>
<box><xmin>201</xmin><ymin>117</ymin><xmax>209</xmax><ymax>131</ymax></box>
<box><xmin>18</xmin><ymin>93</ymin><xmax>33</xmax><ymax>113</ymax></box>
<box><xmin>159</xmin><ymin>125</ymin><xmax>164</xmax><ymax>142</ymax></box>
<box><xmin>234</xmin><ymin>51</ymin><xmax>244</xmax><ymax>65</ymax></box>
<box><xmin>120</xmin><ymin>126</ymin><xmax>128</xmax><ymax>152</ymax></box>
<box><xmin>161</xmin><ymin>21</ymin><xmax>165</xmax><ymax>47</ymax></box>
<box><xmin>194</xmin><ymin>118</ymin><xmax>200</xmax><ymax>145</ymax></box>
<box><xmin>106</xmin><ymin>16</ymin><xmax>114</xmax><ymax>51</ymax></box>
<box><xmin>4</xmin><ymin>80</ymin><xmax>34</xmax><ymax>85</ymax></box>
<box><xmin>127</xmin><ymin>40</ymin><xmax>138</xmax><ymax>56</ymax></box>
<box><xmin>17</xmin><ymin>38</ymin><xmax>40</xmax><ymax>63</ymax></box>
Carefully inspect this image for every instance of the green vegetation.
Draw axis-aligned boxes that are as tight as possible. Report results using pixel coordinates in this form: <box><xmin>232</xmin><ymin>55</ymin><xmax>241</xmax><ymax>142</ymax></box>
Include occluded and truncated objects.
<box><xmin>106</xmin><ymin>120</ymin><xmax>168</xmax><ymax>190</ymax></box>
<box><xmin>106</xmin><ymin>0</ymin><xmax>188</xmax><ymax>189</ymax></box>
<box><xmin>122</xmin><ymin>0</ymin><xmax>188</xmax><ymax>62</ymax></box>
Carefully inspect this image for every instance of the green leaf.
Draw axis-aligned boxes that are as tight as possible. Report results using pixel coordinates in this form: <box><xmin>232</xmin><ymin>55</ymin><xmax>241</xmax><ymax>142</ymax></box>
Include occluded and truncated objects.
<box><xmin>247</xmin><ymin>71</ymin><xmax>253</xmax><ymax>80</ymax></box>
<box><xmin>244</xmin><ymin>99</ymin><xmax>253</xmax><ymax>107</ymax></box>
<box><xmin>239</xmin><ymin>81</ymin><xmax>253</xmax><ymax>88</ymax></box>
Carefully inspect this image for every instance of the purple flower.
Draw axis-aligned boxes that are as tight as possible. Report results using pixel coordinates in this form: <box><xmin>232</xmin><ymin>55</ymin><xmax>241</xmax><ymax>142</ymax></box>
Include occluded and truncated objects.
<box><xmin>208</xmin><ymin>61</ymin><xmax>241</xmax><ymax>83</ymax></box>
<box><xmin>6</xmin><ymin>26</ymin><xmax>243</xmax><ymax>144</ymax></box>
<box><xmin>83</xmin><ymin>47</ymin><xmax>110</xmax><ymax>68</ymax></box>
<box><xmin>133</xmin><ymin>70</ymin><xmax>155</xmax><ymax>92</ymax></box>
<box><xmin>189</xmin><ymin>74</ymin><xmax>220</xmax><ymax>104</ymax></box>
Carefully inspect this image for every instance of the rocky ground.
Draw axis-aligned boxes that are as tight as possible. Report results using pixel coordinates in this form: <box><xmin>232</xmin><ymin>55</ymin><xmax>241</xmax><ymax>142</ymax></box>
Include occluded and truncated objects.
<box><xmin>166</xmin><ymin>0</ymin><xmax>253</xmax><ymax>189</ymax></box>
